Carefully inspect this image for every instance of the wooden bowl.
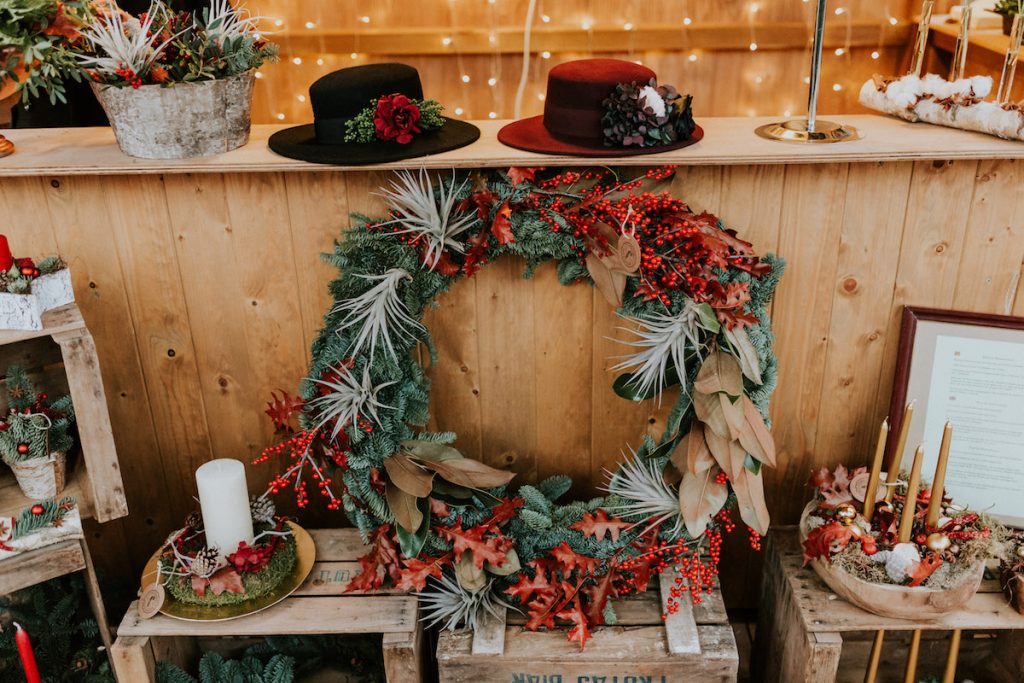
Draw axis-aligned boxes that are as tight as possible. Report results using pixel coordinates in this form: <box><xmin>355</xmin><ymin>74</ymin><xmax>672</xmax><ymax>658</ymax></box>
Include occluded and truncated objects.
<box><xmin>799</xmin><ymin>501</ymin><xmax>984</xmax><ymax>620</ymax></box>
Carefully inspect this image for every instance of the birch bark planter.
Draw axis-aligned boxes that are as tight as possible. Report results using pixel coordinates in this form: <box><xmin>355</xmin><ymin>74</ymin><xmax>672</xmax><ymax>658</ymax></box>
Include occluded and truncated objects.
<box><xmin>7</xmin><ymin>451</ymin><xmax>67</xmax><ymax>499</ymax></box>
<box><xmin>91</xmin><ymin>71</ymin><xmax>255</xmax><ymax>159</ymax></box>
<box><xmin>0</xmin><ymin>269</ymin><xmax>74</xmax><ymax>331</ymax></box>
<box><xmin>799</xmin><ymin>502</ymin><xmax>985</xmax><ymax>620</ymax></box>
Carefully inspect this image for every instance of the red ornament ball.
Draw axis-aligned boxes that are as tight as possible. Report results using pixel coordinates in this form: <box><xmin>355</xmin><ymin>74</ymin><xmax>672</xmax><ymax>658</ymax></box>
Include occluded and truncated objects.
<box><xmin>19</xmin><ymin>266</ymin><xmax>35</xmax><ymax>278</ymax></box>
<box><xmin>31</xmin><ymin>504</ymin><xmax>44</xmax><ymax>515</ymax></box>
<box><xmin>16</xmin><ymin>443</ymin><xmax>29</xmax><ymax>455</ymax></box>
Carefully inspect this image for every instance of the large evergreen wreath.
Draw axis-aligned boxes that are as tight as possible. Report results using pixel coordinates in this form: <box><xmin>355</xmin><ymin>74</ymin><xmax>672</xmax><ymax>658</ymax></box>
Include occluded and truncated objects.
<box><xmin>260</xmin><ymin>166</ymin><xmax>784</xmax><ymax>648</ymax></box>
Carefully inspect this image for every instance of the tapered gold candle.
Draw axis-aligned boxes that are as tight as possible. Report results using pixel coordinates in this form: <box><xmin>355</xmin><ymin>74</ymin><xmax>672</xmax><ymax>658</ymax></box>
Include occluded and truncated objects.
<box><xmin>941</xmin><ymin>629</ymin><xmax>962</xmax><ymax>683</ymax></box>
<box><xmin>864</xmin><ymin>419</ymin><xmax>889</xmax><ymax>521</ymax></box>
<box><xmin>903</xmin><ymin>630</ymin><xmax>923</xmax><ymax>683</ymax></box>
<box><xmin>910</xmin><ymin>0</ymin><xmax>936</xmax><ymax>77</ymax></box>
<box><xmin>950</xmin><ymin>0</ymin><xmax>974</xmax><ymax>81</ymax></box>
<box><xmin>885</xmin><ymin>401</ymin><xmax>915</xmax><ymax>503</ymax></box>
<box><xmin>926</xmin><ymin>422</ymin><xmax>953</xmax><ymax>527</ymax></box>
<box><xmin>897</xmin><ymin>446</ymin><xmax>925</xmax><ymax>543</ymax></box>
<box><xmin>863</xmin><ymin>629</ymin><xmax>885</xmax><ymax>683</ymax></box>
<box><xmin>997</xmin><ymin>14</ymin><xmax>1024</xmax><ymax>103</ymax></box>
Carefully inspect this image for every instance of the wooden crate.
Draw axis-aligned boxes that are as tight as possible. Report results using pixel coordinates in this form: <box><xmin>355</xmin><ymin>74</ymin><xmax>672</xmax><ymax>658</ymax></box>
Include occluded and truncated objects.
<box><xmin>752</xmin><ymin>527</ymin><xmax>1024</xmax><ymax>683</ymax></box>
<box><xmin>437</xmin><ymin>573</ymin><xmax>738</xmax><ymax>683</ymax></box>
<box><xmin>0</xmin><ymin>304</ymin><xmax>126</xmax><ymax>523</ymax></box>
<box><xmin>110</xmin><ymin>528</ymin><xmax>425</xmax><ymax>683</ymax></box>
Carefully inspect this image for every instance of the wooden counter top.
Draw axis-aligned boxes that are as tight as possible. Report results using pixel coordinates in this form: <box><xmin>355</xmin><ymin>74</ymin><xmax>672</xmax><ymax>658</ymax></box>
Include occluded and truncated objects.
<box><xmin>1</xmin><ymin>115</ymin><xmax>1022</xmax><ymax>177</ymax></box>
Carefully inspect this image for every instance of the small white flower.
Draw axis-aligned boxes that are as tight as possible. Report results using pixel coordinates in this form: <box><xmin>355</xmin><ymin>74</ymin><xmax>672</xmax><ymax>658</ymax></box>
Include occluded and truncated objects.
<box><xmin>640</xmin><ymin>85</ymin><xmax>666</xmax><ymax>118</ymax></box>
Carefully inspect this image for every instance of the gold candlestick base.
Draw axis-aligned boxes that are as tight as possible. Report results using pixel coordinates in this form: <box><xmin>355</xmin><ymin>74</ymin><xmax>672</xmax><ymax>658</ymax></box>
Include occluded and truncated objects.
<box><xmin>755</xmin><ymin>118</ymin><xmax>862</xmax><ymax>143</ymax></box>
<box><xmin>0</xmin><ymin>135</ymin><xmax>13</xmax><ymax>158</ymax></box>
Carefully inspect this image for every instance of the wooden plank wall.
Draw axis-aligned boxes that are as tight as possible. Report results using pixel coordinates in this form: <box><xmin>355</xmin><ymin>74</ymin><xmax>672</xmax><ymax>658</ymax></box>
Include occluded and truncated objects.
<box><xmin>4</xmin><ymin>158</ymin><xmax>1022</xmax><ymax>605</ymax></box>
<box><xmin>247</xmin><ymin>0</ymin><xmax>918</xmax><ymax>123</ymax></box>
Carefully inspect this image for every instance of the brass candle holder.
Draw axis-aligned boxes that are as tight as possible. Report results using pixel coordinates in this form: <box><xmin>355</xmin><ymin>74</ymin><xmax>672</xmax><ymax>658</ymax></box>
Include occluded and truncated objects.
<box><xmin>755</xmin><ymin>0</ymin><xmax>861</xmax><ymax>143</ymax></box>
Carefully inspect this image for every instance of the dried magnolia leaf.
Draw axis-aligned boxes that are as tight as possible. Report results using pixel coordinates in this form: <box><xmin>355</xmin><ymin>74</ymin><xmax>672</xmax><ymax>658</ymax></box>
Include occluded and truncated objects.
<box><xmin>739</xmin><ymin>396</ymin><xmax>776</xmax><ymax>467</ymax></box>
<box><xmin>383</xmin><ymin>453</ymin><xmax>433</xmax><ymax>498</ymax></box>
<box><xmin>729</xmin><ymin>440</ymin><xmax>747</xmax><ymax>484</ymax></box>
<box><xmin>386</xmin><ymin>481</ymin><xmax>423</xmax><ymax>533</ymax></box>
<box><xmin>485</xmin><ymin>547</ymin><xmax>521</xmax><ymax>576</ymax></box>
<box><xmin>703</xmin><ymin>424</ymin><xmax>733</xmax><ymax>478</ymax></box>
<box><xmin>586</xmin><ymin>252</ymin><xmax>626</xmax><ymax>307</ymax></box>
<box><xmin>422</xmin><ymin>457</ymin><xmax>517</xmax><ymax>489</ymax></box>
<box><xmin>693</xmin><ymin>351</ymin><xmax>743</xmax><ymax>397</ymax></box>
<box><xmin>732</xmin><ymin>468</ymin><xmax>770</xmax><ymax>536</ymax></box>
<box><xmin>679</xmin><ymin>466</ymin><xmax>729</xmax><ymax>538</ymax></box>
<box><xmin>673</xmin><ymin>424</ymin><xmax>715</xmax><ymax>475</ymax></box>
<box><xmin>454</xmin><ymin>552</ymin><xmax>488</xmax><ymax>591</ymax></box>
<box><xmin>724</xmin><ymin>326</ymin><xmax>762</xmax><ymax>385</ymax></box>
<box><xmin>401</xmin><ymin>439</ymin><xmax>463</xmax><ymax>462</ymax></box>
<box><xmin>694</xmin><ymin>389</ymin><xmax>744</xmax><ymax>441</ymax></box>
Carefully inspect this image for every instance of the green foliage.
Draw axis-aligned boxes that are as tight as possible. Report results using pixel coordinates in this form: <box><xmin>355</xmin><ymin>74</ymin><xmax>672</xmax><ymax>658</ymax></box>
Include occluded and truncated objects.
<box><xmin>156</xmin><ymin>635</ymin><xmax>384</xmax><ymax>683</ymax></box>
<box><xmin>0</xmin><ymin>365</ymin><xmax>76</xmax><ymax>463</ymax></box>
<box><xmin>994</xmin><ymin>0</ymin><xmax>1022</xmax><ymax>16</ymax></box>
<box><xmin>0</xmin><ymin>0</ymin><xmax>87</xmax><ymax>104</ymax></box>
<box><xmin>344</xmin><ymin>98</ymin><xmax>446</xmax><ymax>143</ymax></box>
<box><xmin>0</xmin><ymin>573</ymin><xmax>112</xmax><ymax>682</ymax></box>
<box><xmin>11</xmin><ymin>496</ymin><xmax>75</xmax><ymax>540</ymax></box>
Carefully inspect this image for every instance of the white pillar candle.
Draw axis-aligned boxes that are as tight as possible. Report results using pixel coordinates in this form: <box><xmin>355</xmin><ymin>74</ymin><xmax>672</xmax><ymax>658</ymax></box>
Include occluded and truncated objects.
<box><xmin>196</xmin><ymin>459</ymin><xmax>254</xmax><ymax>560</ymax></box>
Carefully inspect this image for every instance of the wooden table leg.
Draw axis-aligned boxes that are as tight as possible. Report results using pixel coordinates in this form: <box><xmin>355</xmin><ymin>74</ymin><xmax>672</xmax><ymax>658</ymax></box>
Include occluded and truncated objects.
<box><xmin>383</xmin><ymin>621</ymin><xmax>424</xmax><ymax>683</ymax></box>
<box><xmin>80</xmin><ymin>539</ymin><xmax>113</xmax><ymax>651</ymax></box>
<box><xmin>110</xmin><ymin>635</ymin><xmax>156</xmax><ymax>683</ymax></box>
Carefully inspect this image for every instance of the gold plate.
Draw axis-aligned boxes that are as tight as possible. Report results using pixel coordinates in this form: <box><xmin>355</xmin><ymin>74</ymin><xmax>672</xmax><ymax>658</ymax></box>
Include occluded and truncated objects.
<box><xmin>755</xmin><ymin>118</ymin><xmax>862</xmax><ymax>144</ymax></box>
<box><xmin>140</xmin><ymin>521</ymin><xmax>316</xmax><ymax>622</ymax></box>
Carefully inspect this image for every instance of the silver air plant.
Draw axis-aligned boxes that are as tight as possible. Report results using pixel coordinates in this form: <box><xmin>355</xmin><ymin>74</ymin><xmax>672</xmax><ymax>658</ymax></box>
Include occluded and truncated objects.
<box><xmin>602</xmin><ymin>446</ymin><xmax>684</xmax><ymax>538</ymax></box>
<box><xmin>203</xmin><ymin>0</ymin><xmax>264</xmax><ymax>46</ymax></box>
<box><xmin>76</xmin><ymin>3</ymin><xmax>179</xmax><ymax>78</ymax></box>
<box><xmin>377</xmin><ymin>169</ymin><xmax>478</xmax><ymax>271</ymax></box>
<box><xmin>611</xmin><ymin>298</ymin><xmax>718</xmax><ymax>401</ymax></box>
<box><xmin>333</xmin><ymin>268</ymin><xmax>423</xmax><ymax>361</ymax></box>
<box><xmin>420</xmin><ymin>574</ymin><xmax>509</xmax><ymax>631</ymax></box>
<box><xmin>307</xmin><ymin>364</ymin><xmax>396</xmax><ymax>442</ymax></box>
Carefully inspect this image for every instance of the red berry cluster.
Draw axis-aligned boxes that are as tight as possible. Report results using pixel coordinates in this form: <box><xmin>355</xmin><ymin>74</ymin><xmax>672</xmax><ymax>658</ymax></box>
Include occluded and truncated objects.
<box><xmin>255</xmin><ymin>429</ymin><xmax>343</xmax><ymax>511</ymax></box>
<box><xmin>114</xmin><ymin>65</ymin><xmax>143</xmax><ymax>89</ymax></box>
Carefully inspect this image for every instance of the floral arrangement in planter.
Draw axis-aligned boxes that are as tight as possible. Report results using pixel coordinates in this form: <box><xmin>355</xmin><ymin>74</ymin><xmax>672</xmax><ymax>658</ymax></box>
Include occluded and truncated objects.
<box><xmin>0</xmin><ymin>236</ymin><xmax>74</xmax><ymax>331</ymax></box>
<box><xmin>0</xmin><ymin>366</ymin><xmax>76</xmax><ymax>500</ymax></box>
<box><xmin>157</xmin><ymin>500</ymin><xmax>297</xmax><ymax>607</ymax></box>
<box><xmin>601</xmin><ymin>78</ymin><xmax>696</xmax><ymax>147</ymax></box>
<box><xmin>801</xmin><ymin>463</ymin><xmax>1004</xmax><ymax>619</ymax></box>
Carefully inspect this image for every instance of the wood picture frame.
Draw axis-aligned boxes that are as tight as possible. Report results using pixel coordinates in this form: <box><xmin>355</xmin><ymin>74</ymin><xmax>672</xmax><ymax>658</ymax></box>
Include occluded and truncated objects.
<box><xmin>887</xmin><ymin>306</ymin><xmax>1024</xmax><ymax>528</ymax></box>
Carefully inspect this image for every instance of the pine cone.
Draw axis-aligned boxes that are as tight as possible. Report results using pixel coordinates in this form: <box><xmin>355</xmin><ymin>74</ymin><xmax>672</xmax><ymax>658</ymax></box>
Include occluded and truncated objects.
<box><xmin>185</xmin><ymin>511</ymin><xmax>202</xmax><ymax>530</ymax></box>
<box><xmin>190</xmin><ymin>547</ymin><xmax>221</xmax><ymax>578</ymax></box>
<box><xmin>250</xmin><ymin>495</ymin><xmax>276</xmax><ymax>524</ymax></box>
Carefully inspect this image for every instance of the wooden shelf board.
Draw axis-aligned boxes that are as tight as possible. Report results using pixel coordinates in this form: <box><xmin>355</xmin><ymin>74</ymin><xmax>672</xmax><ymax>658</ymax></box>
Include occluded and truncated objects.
<box><xmin>0</xmin><ymin>304</ymin><xmax>85</xmax><ymax>346</ymax></box>
<box><xmin>1</xmin><ymin>116</ymin><xmax>1022</xmax><ymax>179</ymax></box>
<box><xmin>774</xmin><ymin>528</ymin><xmax>1024</xmax><ymax>633</ymax></box>
<box><xmin>0</xmin><ymin>539</ymin><xmax>85</xmax><ymax>595</ymax></box>
<box><xmin>0</xmin><ymin>461</ymin><xmax>92</xmax><ymax>521</ymax></box>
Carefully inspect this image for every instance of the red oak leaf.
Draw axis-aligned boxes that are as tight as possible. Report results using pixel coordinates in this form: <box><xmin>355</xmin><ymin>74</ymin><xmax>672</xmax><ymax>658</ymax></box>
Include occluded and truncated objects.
<box><xmin>438</xmin><ymin>523</ymin><xmax>510</xmax><ymax>569</ymax></box>
<box><xmin>524</xmin><ymin>590</ymin><xmax>559</xmax><ymax>631</ymax></box>
<box><xmin>429</xmin><ymin>498</ymin><xmax>451</xmax><ymax>519</ymax></box>
<box><xmin>433</xmin><ymin>250</ymin><xmax>461</xmax><ymax>277</ymax></box>
<box><xmin>802</xmin><ymin>522</ymin><xmax>855</xmax><ymax>566</ymax></box>
<box><xmin>345</xmin><ymin>525</ymin><xmax>402</xmax><ymax>592</ymax></box>
<box><xmin>570</xmin><ymin>509</ymin><xmax>630</xmax><ymax>543</ymax></box>
<box><xmin>550</xmin><ymin>542</ymin><xmax>599</xmax><ymax>575</ymax></box>
<box><xmin>395</xmin><ymin>553</ymin><xmax>450</xmax><ymax>592</ymax></box>
<box><xmin>507</xmin><ymin>167</ymin><xmax>542</xmax><ymax>187</ymax></box>
<box><xmin>485</xmin><ymin>497</ymin><xmax>525</xmax><ymax>527</ymax></box>
<box><xmin>907</xmin><ymin>553</ymin><xmax>943</xmax><ymax>587</ymax></box>
<box><xmin>583</xmin><ymin>569</ymin><xmax>619</xmax><ymax>625</ymax></box>
<box><xmin>265</xmin><ymin>391</ymin><xmax>304</xmax><ymax>433</ymax></box>
<box><xmin>491</xmin><ymin>200</ymin><xmax>515</xmax><ymax>245</ymax></box>
<box><xmin>459</xmin><ymin>190</ymin><xmax>497</xmax><ymax>223</ymax></box>
<box><xmin>556</xmin><ymin>595</ymin><xmax>593</xmax><ymax>650</ymax></box>
<box><xmin>192</xmin><ymin>568</ymin><xmax>246</xmax><ymax>597</ymax></box>
<box><xmin>504</xmin><ymin>565</ymin><xmax>553</xmax><ymax>603</ymax></box>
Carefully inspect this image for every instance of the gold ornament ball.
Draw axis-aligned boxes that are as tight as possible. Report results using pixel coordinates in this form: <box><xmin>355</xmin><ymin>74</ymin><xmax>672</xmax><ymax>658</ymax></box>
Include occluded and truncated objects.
<box><xmin>925</xmin><ymin>532</ymin><xmax>952</xmax><ymax>553</ymax></box>
<box><xmin>835</xmin><ymin>502</ymin><xmax>858</xmax><ymax>526</ymax></box>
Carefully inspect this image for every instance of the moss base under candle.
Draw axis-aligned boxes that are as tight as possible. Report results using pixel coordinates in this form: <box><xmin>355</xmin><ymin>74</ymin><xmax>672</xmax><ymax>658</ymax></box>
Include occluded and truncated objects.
<box><xmin>160</xmin><ymin>523</ymin><xmax>298</xmax><ymax>607</ymax></box>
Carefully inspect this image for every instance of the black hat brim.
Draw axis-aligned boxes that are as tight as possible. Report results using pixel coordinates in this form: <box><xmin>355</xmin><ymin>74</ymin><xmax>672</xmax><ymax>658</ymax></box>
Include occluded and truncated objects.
<box><xmin>268</xmin><ymin>117</ymin><xmax>481</xmax><ymax>165</ymax></box>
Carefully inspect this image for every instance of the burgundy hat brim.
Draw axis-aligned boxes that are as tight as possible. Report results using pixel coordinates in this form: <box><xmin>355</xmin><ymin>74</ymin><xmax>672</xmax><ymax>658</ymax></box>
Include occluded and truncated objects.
<box><xmin>497</xmin><ymin>115</ymin><xmax>704</xmax><ymax>158</ymax></box>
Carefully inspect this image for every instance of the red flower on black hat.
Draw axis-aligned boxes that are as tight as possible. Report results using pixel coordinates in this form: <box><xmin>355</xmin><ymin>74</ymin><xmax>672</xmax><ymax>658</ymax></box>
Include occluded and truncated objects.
<box><xmin>374</xmin><ymin>93</ymin><xmax>422</xmax><ymax>144</ymax></box>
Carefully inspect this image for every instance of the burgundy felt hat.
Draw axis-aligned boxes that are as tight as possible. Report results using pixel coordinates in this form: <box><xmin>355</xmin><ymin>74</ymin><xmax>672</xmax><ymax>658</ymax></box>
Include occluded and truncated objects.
<box><xmin>498</xmin><ymin>59</ymin><xmax>703</xmax><ymax>157</ymax></box>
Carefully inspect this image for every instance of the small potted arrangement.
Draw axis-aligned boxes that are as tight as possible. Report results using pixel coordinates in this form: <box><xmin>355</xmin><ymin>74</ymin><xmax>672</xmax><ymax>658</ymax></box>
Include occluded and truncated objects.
<box><xmin>1001</xmin><ymin>532</ymin><xmax>1024</xmax><ymax>615</ymax></box>
<box><xmin>0</xmin><ymin>236</ymin><xmax>73</xmax><ymax>331</ymax></box>
<box><xmin>995</xmin><ymin>0</ymin><xmax>1022</xmax><ymax>36</ymax></box>
<box><xmin>0</xmin><ymin>366</ymin><xmax>76</xmax><ymax>500</ymax></box>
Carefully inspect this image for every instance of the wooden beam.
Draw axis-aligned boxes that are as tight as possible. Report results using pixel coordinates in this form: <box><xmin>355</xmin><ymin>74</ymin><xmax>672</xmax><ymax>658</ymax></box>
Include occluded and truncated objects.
<box><xmin>273</xmin><ymin>21</ymin><xmax>912</xmax><ymax>56</ymax></box>
<box><xmin>0</xmin><ymin>540</ymin><xmax>86</xmax><ymax>595</ymax></box>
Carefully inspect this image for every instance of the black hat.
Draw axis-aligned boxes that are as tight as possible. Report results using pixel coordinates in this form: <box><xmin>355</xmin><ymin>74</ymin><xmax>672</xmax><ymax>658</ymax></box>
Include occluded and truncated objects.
<box><xmin>268</xmin><ymin>63</ymin><xmax>480</xmax><ymax>165</ymax></box>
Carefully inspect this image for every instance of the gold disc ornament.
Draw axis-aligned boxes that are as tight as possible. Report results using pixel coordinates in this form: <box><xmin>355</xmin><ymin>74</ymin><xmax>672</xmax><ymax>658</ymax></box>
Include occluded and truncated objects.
<box><xmin>850</xmin><ymin>471</ymin><xmax>886</xmax><ymax>503</ymax></box>
<box><xmin>138</xmin><ymin>583</ymin><xmax>166</xmax><ymax>619</ymax></box>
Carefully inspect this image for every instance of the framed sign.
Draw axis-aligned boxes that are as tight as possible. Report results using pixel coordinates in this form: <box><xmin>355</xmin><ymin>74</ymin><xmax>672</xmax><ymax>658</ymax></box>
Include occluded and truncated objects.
<box><xmin>888</xmin><ymin>306</ymin><xmax>1024</xmax><ymax>528</ymax></box>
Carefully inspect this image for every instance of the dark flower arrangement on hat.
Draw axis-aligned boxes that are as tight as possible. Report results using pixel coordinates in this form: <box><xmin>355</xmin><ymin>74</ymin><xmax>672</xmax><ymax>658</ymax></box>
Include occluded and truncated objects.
<box><xmin>345</xmin><ymin>93</ymin><xmax>445</xmax><ymax>144</ymax></box>
<box><xmin>602</xmin><ymin>78</ymin><xmax>696</xmax><ymax>148</ymax></box>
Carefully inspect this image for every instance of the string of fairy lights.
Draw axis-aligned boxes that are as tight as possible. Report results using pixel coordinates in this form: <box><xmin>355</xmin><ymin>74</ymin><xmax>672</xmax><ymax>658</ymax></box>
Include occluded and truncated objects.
<box><xmin>249</xmin><ymin>0</ymin><xmax>911</xmax><ymax>124</ymax></box>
